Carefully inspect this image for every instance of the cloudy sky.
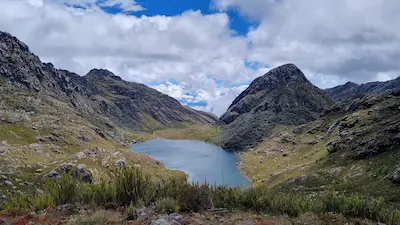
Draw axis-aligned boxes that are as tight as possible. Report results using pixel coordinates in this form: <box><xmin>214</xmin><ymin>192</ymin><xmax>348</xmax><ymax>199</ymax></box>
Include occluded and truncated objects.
<box><xmin>1</xmin><ymin>0</ymin><xmax>399</xmax><ymax>116</ymax></box>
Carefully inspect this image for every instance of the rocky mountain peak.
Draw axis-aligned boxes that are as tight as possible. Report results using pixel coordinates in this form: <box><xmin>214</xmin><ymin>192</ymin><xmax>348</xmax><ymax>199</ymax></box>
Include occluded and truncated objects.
<box><xmin>343</xmin><ymin>81</ymin><xmax>359</xmax><ymax>88</ymax></box>
<box><xmin>218</xmin><ymin>64</ymin><xmax>333</xmax><ymax>151</ymax></box>
<box><xmin>261</xmin><ymin>63</ymin><xmax>309</xmax><ymax>84</ymax></box>
<box><xmin>326</xmin><ymin>78</ymin><xmax>399</xmax><ymax>102</ymax></box>
<box><xmin>0</xmin><ymin>31</ymin><xmax>30</xmax><ymax>53</ymax></box>
<box><xmin>85</xmin><ymin>69</ymin><xmax>122</xmax><ymax>80</ymax></box>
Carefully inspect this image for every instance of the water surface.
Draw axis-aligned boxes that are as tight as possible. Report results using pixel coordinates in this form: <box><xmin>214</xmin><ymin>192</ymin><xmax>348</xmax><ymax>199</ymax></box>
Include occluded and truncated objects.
<box><xmin>131</xmin><ymin>138</ymin><xmax>250</xmax><ymax>188</ymax></box>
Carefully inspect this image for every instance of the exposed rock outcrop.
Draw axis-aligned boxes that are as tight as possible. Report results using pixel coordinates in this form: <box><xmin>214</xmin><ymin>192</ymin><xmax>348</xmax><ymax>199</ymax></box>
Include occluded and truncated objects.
<box><xmin>326</xmin><ymin>77</ymin><xmax>400</xmax><ymax>102</ymax></box>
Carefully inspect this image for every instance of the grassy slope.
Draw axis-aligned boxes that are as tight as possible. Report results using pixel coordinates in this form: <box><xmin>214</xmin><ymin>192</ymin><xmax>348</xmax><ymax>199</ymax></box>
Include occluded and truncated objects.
<box><xmin>240</xmin><ymin>92</ymin><xmax>400</xmax><ymax>204</ymax></box>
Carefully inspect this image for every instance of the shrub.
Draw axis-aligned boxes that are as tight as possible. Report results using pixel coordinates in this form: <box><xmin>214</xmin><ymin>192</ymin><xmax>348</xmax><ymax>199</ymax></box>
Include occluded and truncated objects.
<box><xmin>3</xmin><ymin>167</ymin><xmax>399</xmax><ymax>224</ymax></box>
<box><xmin>44</xmin><ymin>172</ymin><xmax>81</xmax><ymax>205</ymax></box>
<box><xmin>154</xmin><ymin>197</ymin><xmax>180</xmax><ymax>213</ymax></box>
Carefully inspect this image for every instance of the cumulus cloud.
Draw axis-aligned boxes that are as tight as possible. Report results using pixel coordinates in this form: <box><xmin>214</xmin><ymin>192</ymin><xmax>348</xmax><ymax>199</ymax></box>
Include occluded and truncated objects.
<box><xmin>152</xmin><ymin>82</ymin><xmax>248</xmax><ymax>116</ymax></box>
<box><xmin>1</xmin><ymin>0</ymin><xmax>399</xmax><ymax>116</ymax></box>
<box><xmin>214</xmin><ymin>0</ymin><xmax>400</xmax><ymax>86</ymax></box>
<box><xmin>0</xmin><ymin>0</ymin><xmax>266</xmax><ymax>115</ymax></box>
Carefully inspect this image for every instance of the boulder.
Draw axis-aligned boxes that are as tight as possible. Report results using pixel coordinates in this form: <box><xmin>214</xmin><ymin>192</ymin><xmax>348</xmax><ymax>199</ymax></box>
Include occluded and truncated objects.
<box><xmin>135</xmin><ymin>207</ymin><xmax>155</xmax><ymax>222</ymax></box>
<box><xmin>387</xmin><ymin>167</ymin><xmax>400</xmax><ymax>184</ymax></box>
<box><xmin>43</xmin><ymin>170</ymin><xmax>61</xmax><ymax>180</ymax></box>
<box><xmin>151</xmin><ymin>213</ymin><xmax>184</xmax><ymax>225</ymax></box>
<box><xmin>29</xmin><ymin>143</ymin><xmax>43</xmax><ymax>152</ymax></box>
<box><xmin>59</xmin><ymin>163</ymin><xmax>93</xmax><ymax>183</ymax></box>
<box><xmin>0</xmin><ymin>141</ymin><xmax>8</xmax><ymax>154</ymax></box>
<box><xmin>56</xmin><ymin>204</ymin><xmax>77</xmax><ymax>216</ymax></box>
<box><xmin>114</xmin><ymin>160</ymin><xmax>125</xmax><ymax>169</ymax></box>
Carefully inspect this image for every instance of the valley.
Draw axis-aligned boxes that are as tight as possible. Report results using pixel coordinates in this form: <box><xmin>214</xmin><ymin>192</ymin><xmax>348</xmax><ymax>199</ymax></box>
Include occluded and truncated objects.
<box><xmin>0</xmin><ymin>30</ymin><xmax>400</xmax><ymax>224</ymax></box>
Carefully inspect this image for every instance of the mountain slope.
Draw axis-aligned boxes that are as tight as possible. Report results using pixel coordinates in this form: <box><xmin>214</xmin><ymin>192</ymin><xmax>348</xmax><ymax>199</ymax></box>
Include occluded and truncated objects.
<box><xmin>241</xmin><ymin>88</ymin><xmax>400</xmax><ymax>201</ymax></box>
<box><xmin>84</xmin><ymin>69</ymin><xmax>216</xmax><ymax>130</ymax></box>
<box><xmin>0</xmin><ymin>31</ymin><xmax>216</xmax><ymax>132</ymax></box>
<box><xmin>218</xmin><ymin>64</ymin><xmax>333</xmax><ymax>151</ymax></box>
<box><xmin>0</xmin><ymin>31</ymin><xmax>213</xmax><ymax>196</ymax></box>
<box><xmin>326</xmin><ymin>77</ymin><xmax>400</xmax><ymax>102</ymax></box>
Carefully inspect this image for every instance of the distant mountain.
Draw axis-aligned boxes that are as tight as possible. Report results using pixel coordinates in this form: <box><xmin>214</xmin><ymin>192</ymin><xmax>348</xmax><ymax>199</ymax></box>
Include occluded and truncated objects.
<box><xmin>218</xmin><ymin>64</ymin><xmax>333</xmax><ymax>151</ymax></box>
<box><xmin>0</xmin><ymin>31</ymin><xmax>216</xmax><ymax>132</ymax></box>
<box><xmin>326</xmin><ymin>77</ymin><xmax>400</xmax><ymax>102</ymax></box>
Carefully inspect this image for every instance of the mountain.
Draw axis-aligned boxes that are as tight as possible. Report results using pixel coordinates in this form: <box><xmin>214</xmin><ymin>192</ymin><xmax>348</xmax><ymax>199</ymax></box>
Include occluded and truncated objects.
<box><xmin>240</xmin><ymin>88</ymin><xmax>400</xmax><ymax>200</ymax></box>
<box><xmin>0</xmin><ymin>31</ymin><xmax>216</xmax><ymax>132</ymax></box>
<box><xmin>218</xmin><ymin>64</ymin><xmax>333</xmax><ymax>151</ymax></box>
<box><xmin>326</xmin><ymin>77</ymin><xmax>400</xmax><ymax>102</ymax></box>
<box><xmin>0</xmin><ymin>31</ymin><xmax>214</xmax><ymax>195</ymax></box>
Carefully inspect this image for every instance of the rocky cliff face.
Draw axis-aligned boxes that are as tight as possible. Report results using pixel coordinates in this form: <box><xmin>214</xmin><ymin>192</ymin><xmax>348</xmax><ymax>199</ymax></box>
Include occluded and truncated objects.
<box><xmin>0</xmin><ymin>31</ymin><xmax>216</xmax><ymax>131</ymax></box>
<box><xmin>218</xmin><ymin>64</ymin><xmax>333</xmax><ymax>151</ymax></box>
<box><xmin>326</xmin><ymin>77</ymin><xmax>400</xmax><ymax>102</ymax></box>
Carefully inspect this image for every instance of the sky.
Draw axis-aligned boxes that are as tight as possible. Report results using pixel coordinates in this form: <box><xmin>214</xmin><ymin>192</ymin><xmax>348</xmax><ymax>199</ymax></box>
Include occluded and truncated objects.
<box><xmin>1</xmin><ymin>0</ymin><xmax>399</xmax><ymax>116</ymax></box>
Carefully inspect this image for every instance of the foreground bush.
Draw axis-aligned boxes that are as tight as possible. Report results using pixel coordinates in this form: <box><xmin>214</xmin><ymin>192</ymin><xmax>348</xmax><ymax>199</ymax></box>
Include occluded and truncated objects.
<box><xmin>2</xmin><ymin>167</ymin><xmax>399</xmax><ymax>224</ymax></box>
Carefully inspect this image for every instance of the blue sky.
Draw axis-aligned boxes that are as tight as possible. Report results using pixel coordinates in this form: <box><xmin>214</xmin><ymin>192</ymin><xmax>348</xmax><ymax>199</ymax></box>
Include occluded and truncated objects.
<box><xmin>102</xmin><ymin>0</ymin><xmax>257</xmax><ymax>36</ymax></box>
<box><xmin>2</xmin><ymin>0</ymin><xmax>399</xmax><ymax>115</ymax></box>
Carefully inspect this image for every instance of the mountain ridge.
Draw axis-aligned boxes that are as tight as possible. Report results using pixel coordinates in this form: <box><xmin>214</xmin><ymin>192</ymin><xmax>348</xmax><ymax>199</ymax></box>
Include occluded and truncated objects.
<box><xmin>326</xmin><ymin>77</ymin><xmax>400</xmax><ymax>102</ymax></box>
<box><xmin>0</xmin><ymin>31</ymin><xmax>216</xmax><ymax>132</ymax></box>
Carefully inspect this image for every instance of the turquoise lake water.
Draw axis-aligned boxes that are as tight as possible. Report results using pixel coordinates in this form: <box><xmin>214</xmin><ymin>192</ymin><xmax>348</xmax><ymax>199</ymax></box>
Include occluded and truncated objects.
<box><xmin>131</xmin><ymin>138</ymin><xmax>250</xmax><ymax>188</ymax></box>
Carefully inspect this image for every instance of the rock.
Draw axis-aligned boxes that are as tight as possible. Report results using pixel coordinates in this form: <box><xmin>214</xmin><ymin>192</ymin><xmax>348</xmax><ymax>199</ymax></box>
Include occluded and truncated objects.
<box><xmin>1</xmin><ymin>175</ymin><xmax>7</xmax><ymax>180</ymax></box>
<box><xmin>24</xmin><ymin>182</ymin><xmax>34</xmax><ymax>186</ymax></box>
<box><xmin>61</xmin><ymin>163</ymin><xmax>76</xmax><ymax>173</ymax></box>
<box><xmin>284</xmin><ymin>176</ymin><xmax>307</xmax><ymax>185</ymax></box>
<box><xmin>56</xmin><ymin>204</ymin><xmax>77</xmax><ymax>216</ymax></box>
<box><xmin>73</xmin><ymin>151</ymin><xmax>86</xmax><ymax>159</ymax></box>
<box><xmin>136</xmin><ymin>207</ymin><xmax>155</xmax><ymax>222</ymax></box>
<box><xmin>218</xmin><ymin>64</ymin><xmax>333</xmax><ymax>151</ymax></box>
<box><xmin>76</xmin><ymin>164</ymin><xmax>93</xmax><ymax>183</ymax></box>
<box><xmin>0</xmin><ymin>141</ymin><xmax>8</xmax><ymax>154</ymax></box>
<box><xmin>29</xmin><ymin>143</ymin><xmax>43</xmax><ymax>152</ymax></box>
<box><xmin>387</xmin><ymin>167</ymin><xmax>400</xmax><ymax>184</ymax></box>
<box><xmin>0</xmin><ymin>191</ymin><xmax>5</xmax><ymax>205</ymax></box>
<box><xmin>49</xmin><ymin>144</ymin><xmax>62</xmax><ymax>154</ymax></box>
<box><xmin>151</xmin><ymin>213</ymin><xmax>184</xmax><ymax>225</ymax></box>
<box><xmin>4</xmin><ymin>180</ymin><xmax>13</xmax><ymax>186</ymax></box>
<box><xmin>43</xmin><ymin>170</ymin><xmax>61</xmax><ymax>180</ymax></box>
<box><xmin>36</xmin><ymin>135</ymin><xmax>58</xmax><ymax>143</ymax></box>
<box><xmin>114</xmin><ymin>160</ymin><xmax>125</xmax><ymax>168</ymax></box>
<box><xmin>327</xmin><ymin>120</ymin><xmax>339</xmax><ymax>134</ymax></box>
<box><xmin>59</xmin><ymin>163</ymin><xmax>93</xmax><ymax>183</ymax></box>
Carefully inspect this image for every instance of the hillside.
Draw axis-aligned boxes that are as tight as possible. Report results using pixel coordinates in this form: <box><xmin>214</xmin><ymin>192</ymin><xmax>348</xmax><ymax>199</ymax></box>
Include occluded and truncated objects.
<box><xmin>326</xmin><ymin>77</ymin><xmax>400</xmax><ymax>102</ymax></box>
<box><xmin>241</xmin><ymin>88</ymin><xmax>400</xmax><ymax>201</ymax></box>
<box><xmin>218</xmin><ymin>64</ymin><xmax>333</xmax><ymax>151</ymax></box>
<box><xmin>0</xmin><ymin>31</ymin><xmax>218</xmax><ymax>201</ymax></box>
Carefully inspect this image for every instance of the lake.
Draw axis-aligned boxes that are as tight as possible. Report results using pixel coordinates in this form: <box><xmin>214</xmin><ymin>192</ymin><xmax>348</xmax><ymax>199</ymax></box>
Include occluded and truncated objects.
<box><xmin>131</xmin><ymin>138</ymin><xmax>250</xmax><ymax>188</ymax></box>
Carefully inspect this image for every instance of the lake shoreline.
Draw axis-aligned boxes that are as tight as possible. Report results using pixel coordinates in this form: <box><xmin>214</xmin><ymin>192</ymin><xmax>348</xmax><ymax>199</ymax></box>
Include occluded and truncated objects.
<box><xmin>131</xmin><ymin>138</ymin><xmax>251</xmax><ymax>188</ymax></box>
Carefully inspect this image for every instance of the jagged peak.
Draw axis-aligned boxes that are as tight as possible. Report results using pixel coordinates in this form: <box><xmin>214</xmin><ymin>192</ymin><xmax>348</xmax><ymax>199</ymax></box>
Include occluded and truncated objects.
<box><xmin>0</xmin><ymin>31</ymin><xmax>30</xmax><ymax>53</ymax></box>
<box><xmin>260</xmin><ymin>63</ymin><xmax>309</xmax><ymax>84</ymax></box>
<box><xmin>343</xmin><ymin>81</ymin><xmax>359</xmax><ymax>87</ymax></box>
<box><xmin>85</xmin><ymin>69</ymin><xmax>122</xmax><ymax>80</ymax></box>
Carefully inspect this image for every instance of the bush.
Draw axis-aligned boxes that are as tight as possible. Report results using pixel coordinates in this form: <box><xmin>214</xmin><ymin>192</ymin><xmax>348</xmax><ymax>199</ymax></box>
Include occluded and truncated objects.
<box><xmin>155</xmin><ymin>197</ymin><xmax>180</xmax><ymax>213</ymax></box>
<box><xmin>44</xmin><ymin>172</ymin><xmax>81</xmax><ymax>205</ymax></box>
<box><xmin>3</xmin><ymin>167</ymin><xmax>400</xmax><ymax>224</ymax></box>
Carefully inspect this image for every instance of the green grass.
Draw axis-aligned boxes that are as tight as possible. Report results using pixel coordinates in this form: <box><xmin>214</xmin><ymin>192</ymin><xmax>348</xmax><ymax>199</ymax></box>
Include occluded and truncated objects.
<box><xmin>2</xmin><ymin>167</ymin><xmax>399</xmax><ymax>224</ymax></box>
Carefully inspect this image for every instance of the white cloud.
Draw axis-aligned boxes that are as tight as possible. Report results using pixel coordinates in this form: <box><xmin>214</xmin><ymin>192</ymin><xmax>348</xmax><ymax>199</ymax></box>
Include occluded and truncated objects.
<box><xmin>152</xmin><ymin>82</ymin><xmax>248</xmax><ymax>116</ymax></box>
<box><xmin>1</xmin><ymin>0</ymin><xmax>399</xmax><ymax>116</ymax></box>
<box><xmin>98</xmin><ymin>0</ymin><xmax>144</xmax><ymax>12</ymax></box>
<box><xmin>0</xmin><ymin>0</ymin><xmax>266</xmax><ymax>115</ymax></box>
<box><xmin>214</xmin><ymin>0</ymin><xmax>400</xmax><ymax>87</ymax></box>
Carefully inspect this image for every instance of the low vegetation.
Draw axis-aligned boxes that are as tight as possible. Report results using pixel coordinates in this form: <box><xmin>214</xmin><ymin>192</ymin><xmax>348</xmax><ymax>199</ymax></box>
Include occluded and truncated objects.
<box><xmin>1</xmin><ymin>167</ymin><xmax>399</xmax><ymax>224</ymax></box>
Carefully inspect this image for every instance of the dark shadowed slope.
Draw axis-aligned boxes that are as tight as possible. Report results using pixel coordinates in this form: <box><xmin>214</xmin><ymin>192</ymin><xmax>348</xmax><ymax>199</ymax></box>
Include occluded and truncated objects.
<box><xmin>326</xmin><ymin>77</ymin><xmax>400</xmax><ymax>102</ymax></box>
<box><xmin>0</xmin><ymin>31</ymin><xmax>216</xmax><ymax>132</ymax></box>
